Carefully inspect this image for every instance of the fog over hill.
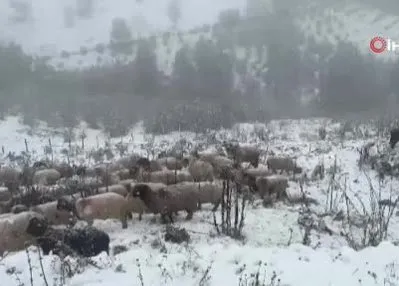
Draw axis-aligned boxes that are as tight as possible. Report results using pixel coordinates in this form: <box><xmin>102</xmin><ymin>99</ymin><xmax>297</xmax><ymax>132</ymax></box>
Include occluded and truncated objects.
<box><xmin>0</xmin><ymin>0</ymin><xmax>399</xmax><ymax>136</ymax></box>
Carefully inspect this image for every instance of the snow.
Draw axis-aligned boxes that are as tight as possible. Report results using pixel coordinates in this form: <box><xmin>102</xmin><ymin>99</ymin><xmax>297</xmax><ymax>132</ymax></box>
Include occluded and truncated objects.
<box><xmin>1</xmin><ymin>0</ymin><xmax>398</xmax><ymax>72</ymax></box>
<box><xmin>0</xmin><ymin>115</ymin><xmax>399</xmax><ymax>285</ymax></box>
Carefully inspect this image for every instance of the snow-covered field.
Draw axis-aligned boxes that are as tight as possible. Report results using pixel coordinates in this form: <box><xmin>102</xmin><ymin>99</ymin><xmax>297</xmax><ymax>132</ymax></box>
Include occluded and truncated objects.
<box><xmin>0</xmin><ymin>116</ymin><xmax>399</xmax><ymax>285</ymax></box>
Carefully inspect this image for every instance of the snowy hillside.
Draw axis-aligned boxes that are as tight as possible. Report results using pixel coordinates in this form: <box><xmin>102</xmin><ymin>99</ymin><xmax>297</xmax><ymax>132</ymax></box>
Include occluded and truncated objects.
<box><xmin>1</xmin><ymin>0</ymin><xmax>399</xmax><ymax>72</ymax></box>
<box><xmin>0</xmin><ymin>116</ymin><xmax>399</xmax><ymax>285</ymax></box>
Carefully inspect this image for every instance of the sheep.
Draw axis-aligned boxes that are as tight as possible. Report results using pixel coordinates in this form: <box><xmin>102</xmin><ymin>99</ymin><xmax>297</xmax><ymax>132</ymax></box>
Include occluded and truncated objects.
<box><xmin>183</xmin><ymin>157</ymin><xmax>214</xmax><ymax>182</ymax></box>
<box><xmin>255</xmin><ymin>175</ymin><xmax>288</xmax><ymax>200</ymax></box>
<box><xmin>224</xmin><ymin>142</ymin><xmax>261</xmax><ymax>167</ymax></box>
<box><xmin>26</xmin><ymin>216</ymin><xmax>110</xmax><ymax>257</ymax></box>
<box><xmin>11</xmin><ymin>204</ymin><xmax>28</xmax><ymax>214</ymax></box>
<box><xmin>118</xmin><ymin>179</ymin><xmax>136</xmax><ymax>190</ymax></box>
<box><xmin>132</xmin><ymin>183</ymin><xmax>198</xmax><ymax>223</ymax></box>
<box><xmin>132</xmin><ymin>168</ymin><xmax>193</xmax><ymax>185</ymax></box>
<box><xmin>125</xmin><ymin>191</ymin><xmax>147</xmax><ymax>220</ymax></box>
<box><xmin>197</xmin><ymin>153</ymin><xmax>235</xmax><ymax>179</ymax></box>
<box><xmin>136</xmin><ymin>158</ymin><xmax>163</xmax><ymax>171</ymax></box>
<box><xmin>266</xmin><ymin>157</ymin><xmax>302</xmax><ymax>174</ymax></box>
<box><xmin>115</xmin><ymin>168</ymin><xmax>131</xmax><ymax>180</ymax></box>
<box><xmin>156</xmin><ymin>157</ymin><xmax>183</xmax><ymax>170</ymax></box>
<box><xmin>116</xmin><ymin>154</ymin><xmax>140</xmax><ymax>169</ymax></box>
<box><xmin>390</xmin><ymin>128</ymin><xmax>399</xmax><ymax>148</ymax></box>
<box><xmin>98</xmin><ymin>184</ymin><xmax>128</xmax><ymax>196</ymax></box>
<box><xmin>53</xmin><ymin>162</ymin><xmax>74</xmax><ymax>178</ymax></box>
<box><xmin>33</xmin><ymin>161</ymin><xmax>49</xmax><ymax>169</ymax></box>
<box><xmin>30</xmin><ymin>201</ymin><xmax>74</xmax><ymax>226</ymax></box>
<box><xmin>32</xmin><ymin>168</ymin><xmax>61</xmax><ymax>185</ymax></box>
<box><xmin>0</xmin><ymin>211</ymin><xmax>46</xmax><ymax>255</ymax></box>
<box><xmin>0</xmin><ymin>166</ymin><xmax>21</xmax><ymax>191</ymax></box>
<box><xmin>0</xmin><ymin>187</ymin><xmax>11</xmax><ymax>202</ymax></box>
<box><xmin>56</xmin><ymin>192</ymin><xmax>132</xmax><ymax>229</ymax></box>
<box><xmin>177</xmin><ymin>181</ymin><xmax>223</xmax><ymax>211</ymax></box>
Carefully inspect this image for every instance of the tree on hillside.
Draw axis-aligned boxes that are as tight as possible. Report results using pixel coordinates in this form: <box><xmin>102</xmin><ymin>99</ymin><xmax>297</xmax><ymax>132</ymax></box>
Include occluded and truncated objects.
<box><xmin>319</xmin><ymin>41</ymin><xmax>385</xmax><ymax>113</ymax></box>
<box><xmin>193</xmin><ymin>37</ymin><xmax>234</xmax><ymax>100</ymax></box>
<box><xmin>63</xmin><ymin>6</ymin><xmax>75</xmax><ymax>28</ymax></box>
<box><xmin>167</xmin><ymin>0</ymin><xmax>181</xmax><ymax>29</ymax></box>
<box><xmin>264</xmin><ymin>10</ymin><xmax>302</xmax><ymax>103</ymax></box>
<box><xmin>132</xmin><ymin>39</ymin><xmax>160</xmax><ymax>96</ymax></box>
<box><xmin>109</xmin><ymin>18</ymin><xmax>133</xmax><ymax>58</ymax></box>
<box><xmin>8</xmin><ymin>0</ymin><xmax>32</xmax><ymax>24</ymax></box>
<box><xmin>172</xmin><ymin>45</ymin><xmax>197</xmax><ymax>97</ymax></box>
<box><xmin>76</xmin><ymin>0</ymin><xmax>94</xmax><ymax>19</ymax></box>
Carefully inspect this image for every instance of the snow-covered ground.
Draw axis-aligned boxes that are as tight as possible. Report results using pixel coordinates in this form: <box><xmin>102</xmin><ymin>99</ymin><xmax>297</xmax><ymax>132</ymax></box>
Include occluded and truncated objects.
<box><xmin>0</xmin><ymin>116</ymin><xmax>399</xmax><ymax>285</ymax></box>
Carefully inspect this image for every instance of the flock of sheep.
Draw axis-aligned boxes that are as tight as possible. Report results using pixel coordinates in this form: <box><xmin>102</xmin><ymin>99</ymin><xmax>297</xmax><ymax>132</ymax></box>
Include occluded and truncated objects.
<box><xmin>0</xmin><ymin>142</ymin><xmax>303</xmax><ymax>259</ymax></box>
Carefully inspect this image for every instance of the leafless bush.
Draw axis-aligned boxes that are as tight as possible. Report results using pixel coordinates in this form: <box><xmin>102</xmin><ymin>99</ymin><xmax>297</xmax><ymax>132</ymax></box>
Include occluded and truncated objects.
<box><xmin>115</xmin><ymin>141</ymin><xmax>128</xmax><ymax>157</ymax></box>
<box><xmin>237</xmin><ymin>261</ymin><xmax>282</xmax><ymax>286</ymax></box>
<box><xmin>213</xmin><ymin>180</ymin><xmax>247</xmax><ymax>240</ymax></box>
<box><xmin>318</xmin><ymin>127</ymin><xmax>326</xmax><ymax>140</ymax></box>
<box><xmin>342</xmin><ymin>173</ymin><xmax>399</xmax><ymax>250</ymax></box>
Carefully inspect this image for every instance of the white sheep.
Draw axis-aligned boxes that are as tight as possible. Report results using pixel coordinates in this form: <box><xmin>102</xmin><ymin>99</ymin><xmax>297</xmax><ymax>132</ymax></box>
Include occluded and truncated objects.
<box><xmin>32</xmin><ymin>168</ymin><xmax>61</xmax><ymax>185</ymax></box>
<box><xmin>57</xmin><ymin>192</ymin><xmax>133</xmax><ymax>229</ymax></box>
<box><xmin>30</xmin><ymin>201</ymin><xmax>74</xmax><ymax>225</ymax></box>
<box><xmin>98</xmin><ymin>184</ymin><xmax>128</xmax><ymax>196</ymax></box>
<box><xmin>198</xmin><ymin>153</ymin><xmax>235</xmax><ymax>179</ymax></box>
<box><xmin>266</xmin><ymin>157</ymin><xmax>302</xmax><ymax>174</ymax></box>
<box><xmin>0</xmin><ymin>211</ymin><xmax>46</xmax><ymax>255</ymax></box>
<box><xmin>0</xmin><ymin>166</ymin><xmax>21</xmax><ymax>191</ymax></box>
<box><xmin>184</xmin><ymin>157</ymin><xmax>214</xmax><ymax>182</ymax></box>
<box><xmin>156</xmin><ymin>157</ymin><xmax>183</xmax><ymax>170</ymax></box>
<box><xmin>137</xmin><ymin>169</ymin><xmax>193</xmax><ymax>185</ymax></box>
<box><xmin>178</xmin><ymin>181</ymin><xmax>223</xmax><ymax>211</ymax></box>
<box><xmin>0</xmin><ymin>187</ymin><xmax>11</xmax><ymax>202</ymax></box>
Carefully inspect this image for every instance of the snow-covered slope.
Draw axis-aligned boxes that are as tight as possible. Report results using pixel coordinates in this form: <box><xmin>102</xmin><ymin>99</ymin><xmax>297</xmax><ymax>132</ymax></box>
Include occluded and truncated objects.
<box><xmin>0</xmin><ymin>116</ymin><xmax>399</xmax><ymax>285</ymax></box>
<box><xmin>1</xmin><ymin>0</ymin><xmax>399</xmax><ymax>72</ymax></box>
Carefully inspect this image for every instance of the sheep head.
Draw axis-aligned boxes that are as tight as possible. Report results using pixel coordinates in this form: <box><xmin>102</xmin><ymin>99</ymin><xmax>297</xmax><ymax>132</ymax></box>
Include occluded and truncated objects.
<box><xmin>26</xmin><ymin>216</ymin><xmax>49</xmax><ymax>237</ymax></box>
<box><xmin>136</xmin><ymin>157</ymin><xmax>151</xmax><ymax>170</ymax></box>
<box><xmin>132</xmin><ymin>183</ymin><xmax>152</xmax><ymax>201</ymax></box>
<box><xmin>56</xmin><ymin>197</ymin><xmax>75</xmax><ymax>212</ymax></box>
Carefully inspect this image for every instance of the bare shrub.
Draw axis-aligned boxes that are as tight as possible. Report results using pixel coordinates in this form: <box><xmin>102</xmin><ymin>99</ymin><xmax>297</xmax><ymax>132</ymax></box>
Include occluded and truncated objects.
<box><xmin>342</xmin><ymin>173</ymin><xmax>399</xmax><ymax>250</ymax></box>
<box><xmin>213</xmin><ymin>180</ymin><xmax>247</xmax><ymax>240</ymax></box>
<box><xmin>237</xmin><ymin>261</ymin><xmax>281</xmax><ymax>286</ymax></box>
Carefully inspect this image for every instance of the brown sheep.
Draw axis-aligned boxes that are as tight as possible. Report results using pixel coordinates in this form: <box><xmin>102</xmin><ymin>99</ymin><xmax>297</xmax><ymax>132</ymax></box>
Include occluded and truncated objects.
<box><xmin>266</xmin><ymin>157</ymin><xmax>302</xmax><ymax>174</ymax></box>
<box><xmin>224</xmin><ymin>142</ymin><xmax>261</xmax><ymax>167</ymax></box>
<box><xmin>255</xmin><ymin>175</ymin><xmax>288</xmax><ymax>200</ymax></box>
<box><xmin>132</xmin><ymin>183</ymin><xmax>198</xmax><ymax>223</ymax></box>
<box><xmin>57</xmin><ymin>192</ymin><xmax>132</xmax><ymax>229</ymax></box>
<box><xmin>183</xmin><ymin>157</ymin><xmax>214</xmax><ymax>182</ymax></box>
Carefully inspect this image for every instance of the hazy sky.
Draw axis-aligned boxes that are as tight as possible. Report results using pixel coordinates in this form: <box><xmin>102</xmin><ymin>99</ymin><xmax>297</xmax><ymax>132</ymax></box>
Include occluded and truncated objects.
<box><xmin>0</xmin><ymin>0</ymin><xmax>246</xmax><ymax>55</ymax></box>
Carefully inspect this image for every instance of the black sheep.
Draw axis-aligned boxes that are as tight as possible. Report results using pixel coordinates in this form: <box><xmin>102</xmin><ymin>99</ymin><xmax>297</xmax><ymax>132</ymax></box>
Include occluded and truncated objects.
<box><xmin>390</xmin><ymin>128</ymin><xmax>399</xmax><ymax>148</ymax></box>
<box><xmin>26</xmin><ymin>217</ymin><xmax>110</xmax><ymax>257</ymax></box>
